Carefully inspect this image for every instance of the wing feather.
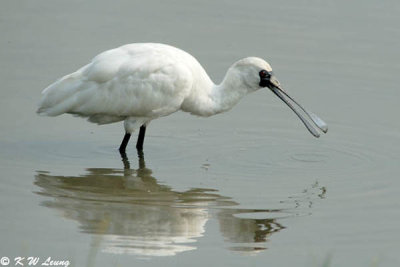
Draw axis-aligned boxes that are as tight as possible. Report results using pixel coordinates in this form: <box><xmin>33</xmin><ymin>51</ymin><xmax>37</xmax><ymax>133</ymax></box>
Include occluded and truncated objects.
<box><xmin>37</xmin><ymin>44</ymin><xmax>193</xmax><ymax>123</ymax></box>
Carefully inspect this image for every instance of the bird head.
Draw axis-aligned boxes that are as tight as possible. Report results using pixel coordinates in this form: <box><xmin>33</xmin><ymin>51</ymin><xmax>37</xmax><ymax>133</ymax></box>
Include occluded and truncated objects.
<box><xmin>229</xmin><ymin>57</ymin><xmax>328</xmax><ymax>137</ymax></box>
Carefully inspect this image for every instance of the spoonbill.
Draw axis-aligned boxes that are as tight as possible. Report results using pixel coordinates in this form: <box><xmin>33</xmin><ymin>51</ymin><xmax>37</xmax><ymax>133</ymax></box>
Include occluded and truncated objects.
<box><xmin>37</xmin><ymin>43</ymin><xmax>327</xmax><ymax>153</ymax></box>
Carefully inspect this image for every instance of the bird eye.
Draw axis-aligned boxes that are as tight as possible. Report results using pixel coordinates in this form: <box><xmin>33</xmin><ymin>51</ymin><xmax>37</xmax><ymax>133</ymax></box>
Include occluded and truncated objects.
<box><xmin>259</xmin><ymin>70</ymin><xmax>269</xmax><ymax>78</ymax></box>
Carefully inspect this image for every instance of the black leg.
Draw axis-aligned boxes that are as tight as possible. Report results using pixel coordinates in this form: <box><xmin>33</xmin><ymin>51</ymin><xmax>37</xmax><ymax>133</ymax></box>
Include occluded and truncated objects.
<box><xmin>120</xmin><ymin>150</ymin><xmax>130</xmax><ymax>169</ymax></box>
<box><xmin>137</xmin><ymin>149</ymin><xmax>145</xmax><ymax>169</ymax></box>
<box><xmin>136</xmin><ymin>125</ymin><xmax>146</xmax><ymax>150</ymax></box>
<box><xmin>119</xmin><ymin>133</ymin><xmax>131</xmax><ymax>154</ymax></box>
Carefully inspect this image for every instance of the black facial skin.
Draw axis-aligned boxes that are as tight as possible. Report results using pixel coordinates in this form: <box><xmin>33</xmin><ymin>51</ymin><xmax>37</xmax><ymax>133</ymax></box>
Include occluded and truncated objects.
<box><xmin>259</xmin><ymin>69</ymin><xmax>273</xmax><ymax>88</ymax></box>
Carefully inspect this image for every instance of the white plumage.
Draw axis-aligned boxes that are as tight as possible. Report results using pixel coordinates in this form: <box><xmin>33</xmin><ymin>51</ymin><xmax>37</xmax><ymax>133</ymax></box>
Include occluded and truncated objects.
<box><xmin>38</xmin><ymin>43</ymin><xmax>327</xmax><ymax>152</ymax></box>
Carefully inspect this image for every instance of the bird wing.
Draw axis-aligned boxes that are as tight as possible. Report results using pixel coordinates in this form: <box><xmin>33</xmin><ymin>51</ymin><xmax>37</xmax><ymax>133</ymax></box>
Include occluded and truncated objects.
<box><xmin>37</xmin><ymin>44</ymin><xmax>193</xmax><ymax>123</ymax></box>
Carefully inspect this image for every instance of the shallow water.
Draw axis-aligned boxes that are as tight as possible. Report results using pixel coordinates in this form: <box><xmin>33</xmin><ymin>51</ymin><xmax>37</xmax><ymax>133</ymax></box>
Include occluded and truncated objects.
<box><xmin>1</xmin><ymin>0</ymin><xmax>400</xmax><ymax>266</ymax></box>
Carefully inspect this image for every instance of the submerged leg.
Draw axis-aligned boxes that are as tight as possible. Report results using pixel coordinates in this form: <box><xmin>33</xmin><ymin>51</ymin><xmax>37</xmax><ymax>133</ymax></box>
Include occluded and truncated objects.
<box><xmin>120</xmin><ymin>150</ymin><xmax>130</xmax><ymax>170</ymax></box>
<box><xmin>136</xmin><ymin>125</ymin><xmax>146</xmax><ymax>150</ymax></box>
<box><xmin>119</xmin><ymin>133</ymin><xmax>131</xmax><ymax>154</ymax></box>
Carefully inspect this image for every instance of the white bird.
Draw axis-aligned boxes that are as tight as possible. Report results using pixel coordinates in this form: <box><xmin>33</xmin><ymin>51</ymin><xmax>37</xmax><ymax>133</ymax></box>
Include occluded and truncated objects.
<box><xmin>37</xmin><ymin>43</ymin><xmax>327</xmax><ymax>153</ymax></box>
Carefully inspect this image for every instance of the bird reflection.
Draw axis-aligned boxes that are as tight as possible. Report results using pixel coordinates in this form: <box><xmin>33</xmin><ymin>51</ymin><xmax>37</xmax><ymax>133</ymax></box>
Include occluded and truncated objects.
<box><xmin>35</xmin><ymin>152</ymin><xmax>216</xmax><ymax>256</ymax></box>
<box><xmin>34</xmin><ymin>152</ymin><xmax>325</xmax><ymax>257</ymax></box>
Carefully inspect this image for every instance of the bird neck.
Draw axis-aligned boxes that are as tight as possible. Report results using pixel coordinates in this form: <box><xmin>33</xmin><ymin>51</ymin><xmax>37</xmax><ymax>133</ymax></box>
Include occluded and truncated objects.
<box><xmin>181</xmin><ymin>74</ymin><xmax>249</xmax><ymax>117</ymax></box>
<box><xmin>211</xmin><ymin>78</ymin><xmax>249</xmax><ymax>114</ymax></box>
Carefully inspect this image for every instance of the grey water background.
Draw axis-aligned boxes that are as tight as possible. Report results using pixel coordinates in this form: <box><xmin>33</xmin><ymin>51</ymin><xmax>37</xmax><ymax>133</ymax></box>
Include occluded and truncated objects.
<box><xmin>1</xmin><ymin>0</ymin><xmax>399</xmax><ymax>266</ymax></box>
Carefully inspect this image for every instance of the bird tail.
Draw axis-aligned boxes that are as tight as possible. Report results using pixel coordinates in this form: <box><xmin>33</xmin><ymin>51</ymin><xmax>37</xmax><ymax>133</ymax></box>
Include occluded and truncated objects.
<box><xmin>37</xmin><ymin>71</ymin><xmax>84</xmax><ymax>116</ymax></box>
